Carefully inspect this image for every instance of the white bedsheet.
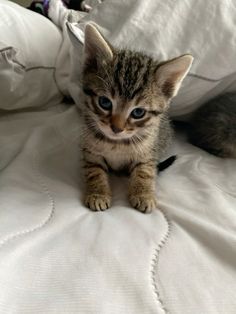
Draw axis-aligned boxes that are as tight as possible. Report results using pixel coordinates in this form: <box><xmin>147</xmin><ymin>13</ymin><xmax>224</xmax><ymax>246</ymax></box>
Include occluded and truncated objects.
<box><xmin>1</xmin><ymin>0</ymin><xmax>236</xmax><ymax>312</ymax></box>
<box><xmin>0</xmin><ymin>105</ymin><xmax>235</xmax><ymax>313</ymax></box>
<box><xmin>50</xmin><ymin>0</ymin><xmax>236</xmax><ymax>118</ymax></box>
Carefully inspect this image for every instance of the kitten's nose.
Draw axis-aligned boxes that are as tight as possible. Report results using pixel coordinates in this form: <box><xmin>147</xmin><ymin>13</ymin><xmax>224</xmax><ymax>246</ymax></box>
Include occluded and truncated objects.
<box><xmin>111</xmin><ymin>124</ymin><xmax>123</xmax><ymax>134</ymax></box>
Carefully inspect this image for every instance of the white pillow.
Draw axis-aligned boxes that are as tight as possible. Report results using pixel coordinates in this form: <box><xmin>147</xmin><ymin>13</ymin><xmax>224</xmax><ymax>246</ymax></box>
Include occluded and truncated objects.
<box><xmin>64</xmin><ymin>0</ymin><xmax>236</xmax><ymax>118</ymax></box>
<box><xmin>0</xmin><ymin>0</ymin><xmax>63</xmax><ymax>110</ymax></box>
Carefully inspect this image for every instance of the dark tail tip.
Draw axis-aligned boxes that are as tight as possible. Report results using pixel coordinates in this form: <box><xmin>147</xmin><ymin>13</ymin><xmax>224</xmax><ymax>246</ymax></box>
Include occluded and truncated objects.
<box><xmin>157</xmin><ymin>155</ymin><xmax>177</xmax><ymax>172</ymax></box>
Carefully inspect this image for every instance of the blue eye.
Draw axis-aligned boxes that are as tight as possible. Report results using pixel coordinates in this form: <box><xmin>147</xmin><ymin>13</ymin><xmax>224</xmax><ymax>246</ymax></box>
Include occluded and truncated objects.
<box><xmin>131</xmin><ymin>108</ymin><xmax>146</xmax><ymax>119</ymax></box>
<box><xmin>98</xmin><ymin>96</ymin><xmax>112</xmax><ymax>111</ymax></box>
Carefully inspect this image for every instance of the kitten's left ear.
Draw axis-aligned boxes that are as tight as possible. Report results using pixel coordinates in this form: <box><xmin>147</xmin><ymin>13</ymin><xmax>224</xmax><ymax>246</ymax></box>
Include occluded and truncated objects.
<box><xmin>84</xmin><ymin>23</ymin><xmax>113</xmax><ymax>64</ymax></box>
<box><xmin>66</xmin><ymin>22</ymin><xmax>113</xmax><ymax>64</ymax></box>
<box><xmin>155</xmin><ymin>54</ymin><xmax>193</xmax><ymax>99</ymax></box>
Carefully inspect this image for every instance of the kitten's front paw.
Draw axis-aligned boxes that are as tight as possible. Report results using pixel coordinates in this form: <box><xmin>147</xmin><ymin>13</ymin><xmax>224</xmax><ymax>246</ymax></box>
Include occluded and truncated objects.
<box><xmin>85</xmin><ymin>194</ymin><xmax>111</xmax><ymax>211</ymax></box>
<box><xmin>129</xmin><ymin>194</ymin><xmax>158</xmax><ymax>214</ymax></box>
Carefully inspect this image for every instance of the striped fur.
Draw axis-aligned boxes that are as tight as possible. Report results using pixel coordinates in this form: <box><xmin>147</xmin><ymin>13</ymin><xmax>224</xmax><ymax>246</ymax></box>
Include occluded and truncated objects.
<box><xmin>79</xmin><ymin>24</ymin><xmax>192</xmax><ymax>213</ymax></box>
<box><xmin>189</xmin><ymin>93</ymin><xmax>236</xmax><ymax>158</ymax></box>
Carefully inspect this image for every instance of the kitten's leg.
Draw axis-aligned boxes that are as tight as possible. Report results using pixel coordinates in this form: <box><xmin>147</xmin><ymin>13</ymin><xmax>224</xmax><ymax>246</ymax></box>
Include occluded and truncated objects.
<box><xmin>129</xmin><ymin>161</ymin><xmax>158</xmax><ymax>214</ymax></box>
<box><xmin>84</xmin><ymin>162</ymin><xmax>111</xmax><ymax>211</ymax></box>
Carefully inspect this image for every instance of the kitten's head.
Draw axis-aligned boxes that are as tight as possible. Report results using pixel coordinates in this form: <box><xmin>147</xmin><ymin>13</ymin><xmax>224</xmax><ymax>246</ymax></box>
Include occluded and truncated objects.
<box><xmin>80</xmin><ymin>24</ymin><xmax>193</xmax><ymax>142</ymax></box>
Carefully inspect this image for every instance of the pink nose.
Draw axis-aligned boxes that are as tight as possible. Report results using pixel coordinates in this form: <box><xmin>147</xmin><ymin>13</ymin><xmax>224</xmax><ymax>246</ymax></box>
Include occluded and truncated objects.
<box><xmin>111</xmin><ymin>125</ymin><xmax>123</xmax><ymax>134</ymax></box>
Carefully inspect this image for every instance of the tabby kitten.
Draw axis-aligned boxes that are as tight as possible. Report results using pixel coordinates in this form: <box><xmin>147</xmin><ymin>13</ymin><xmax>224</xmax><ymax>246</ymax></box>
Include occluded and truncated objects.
<box><xmin>189</xmin><ymin>93</ymin><xmax>236</xmax><ymax>158</ymax></box>
<box><xmin>77</xmin><ymin>24</ymin><xmax>193</xmax><ymax>213</ymax></box>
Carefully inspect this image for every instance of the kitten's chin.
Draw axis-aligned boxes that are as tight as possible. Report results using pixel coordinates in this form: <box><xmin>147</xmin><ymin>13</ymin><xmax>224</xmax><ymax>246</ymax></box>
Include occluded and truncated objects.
<box><xmin>103</xmin><ymin>131</ymin><xmax>135</xmax><ymax>141</ymax></box>
<box><xmin>105</xmin><ymin>133</ymin><xmax>134</xmax><ymax>141</ymax></box>
<box><xmin>99</xmin><ymin>125</ymin><xmax>135</xmax><ymax>141</ymax></box>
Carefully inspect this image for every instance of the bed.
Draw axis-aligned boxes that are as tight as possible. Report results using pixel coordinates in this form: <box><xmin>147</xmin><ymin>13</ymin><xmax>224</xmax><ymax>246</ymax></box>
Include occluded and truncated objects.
<box><xmin>0</xmin><ymin>0</ymin><xmax>236</xmax><ymax>313</ymax></box>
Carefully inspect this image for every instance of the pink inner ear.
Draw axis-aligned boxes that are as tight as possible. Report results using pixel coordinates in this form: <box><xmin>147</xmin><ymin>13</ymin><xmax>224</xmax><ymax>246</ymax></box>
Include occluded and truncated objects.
<box><xmin>84</xmin><ymin>24</ymin><xmax>113</xmax><ymax>66</ymax></box>
<box><xmin>162</xmin><ymin>80</ymin><xmax>174</xmax><ymax>98</ymax></box>
<box><xmin>156</xmin><ymin>55</ymin><xmax>193</xmax><ymax>99</ymax></box>
<box><xmin>161</xmin><ymin>71</ymin><xmax>182</xmax><ymax>98</ymax></box>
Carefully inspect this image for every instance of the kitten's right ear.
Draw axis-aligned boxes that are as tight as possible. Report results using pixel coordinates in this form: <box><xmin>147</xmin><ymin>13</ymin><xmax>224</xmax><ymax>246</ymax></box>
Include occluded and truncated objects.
<box><xmin>84</xmin><ymin>24</ymin><xmax>113</xmax><ymax>66</ymax></box>
<box><xmin>155</xmin><ymin>54</ymin><xmax>193</xmax><ymax>99</ymax></box>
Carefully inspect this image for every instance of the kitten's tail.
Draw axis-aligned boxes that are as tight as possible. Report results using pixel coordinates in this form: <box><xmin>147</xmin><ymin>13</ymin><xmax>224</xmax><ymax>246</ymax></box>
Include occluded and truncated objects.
<box><xmin>157</xmin><ymin>155</ymin><xmax>177</xmax><ymax>172</ymax></box>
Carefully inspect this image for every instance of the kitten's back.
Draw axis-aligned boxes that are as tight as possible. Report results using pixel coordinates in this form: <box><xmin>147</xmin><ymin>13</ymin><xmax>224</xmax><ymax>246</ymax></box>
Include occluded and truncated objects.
<box><xmin>189</xmin><ymin>93</ymin><xmax>236</xmax><ymax>158</ymax></box>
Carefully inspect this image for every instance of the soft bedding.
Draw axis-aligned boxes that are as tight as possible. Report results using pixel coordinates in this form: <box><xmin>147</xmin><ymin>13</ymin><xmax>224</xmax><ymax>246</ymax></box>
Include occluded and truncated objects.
<box><xmin>0</xmin><ymin>0</ymin><xmax>63</xmax><ymax>110</ymax></box>
<box><xmin>0</xmin><ymin>0</ymin><xmax>236</xmax><ymax>313</ymax></box>
<box><xmin>54</xmin><ymin>0</ymin><xmax>236</xmax><ymax>118</ymax></box>
<box><xmin>0</xmin><ymin>105</ymin><xmax>235</xmax><ymax>313</ymax></box>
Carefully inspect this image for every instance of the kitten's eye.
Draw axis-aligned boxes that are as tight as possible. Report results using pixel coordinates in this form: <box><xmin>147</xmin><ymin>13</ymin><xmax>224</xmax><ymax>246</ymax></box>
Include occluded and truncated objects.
<box><xmin>131</xmin><ymin>108</ymin><xmax>146</xmax><ymax>119</ymax></box>
<box><xmin>98</xmin><ymin>96</ymin><xmax>112</xmax><ymax>111</ymax></box>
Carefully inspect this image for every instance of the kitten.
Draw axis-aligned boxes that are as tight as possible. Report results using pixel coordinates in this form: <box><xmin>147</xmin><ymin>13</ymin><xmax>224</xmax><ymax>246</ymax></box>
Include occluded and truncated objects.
<box><xmin>79</xmin><ymin>24</ymin><xmax>193</xmax><ymax>213</ymax></box>
<box><xmin>188</xmin><ymin>93</ymin><xmax>236</xmax><ymax>158</ymax></box>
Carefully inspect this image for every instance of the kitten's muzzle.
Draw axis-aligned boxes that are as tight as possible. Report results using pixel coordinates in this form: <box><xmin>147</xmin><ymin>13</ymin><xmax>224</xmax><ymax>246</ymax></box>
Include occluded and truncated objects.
<box><xmin>111</xmin><ymin>124</ymin><xmax>124</xmax><ymax>134</ymax></box>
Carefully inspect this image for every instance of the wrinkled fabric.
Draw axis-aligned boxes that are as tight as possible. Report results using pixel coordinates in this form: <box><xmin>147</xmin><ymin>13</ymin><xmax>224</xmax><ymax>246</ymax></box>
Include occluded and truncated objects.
<box><xmin>52</xmin><ymin>0</ymin><xmax>236</xmax><ymax>117</ymax></box>
<box><xmin>0</xmin><ymin>105</ymin><xmax>235</xmax><ymax>313</ymax></box>
<box><xmin>0</xmin><ymin>0</ymin><xmax>236</xmax><ymax>313</ymax></box>
<box><xmin>0</xmin><ymin>0</ymin><xmax>62</xmax><ymax>110</ymax></box>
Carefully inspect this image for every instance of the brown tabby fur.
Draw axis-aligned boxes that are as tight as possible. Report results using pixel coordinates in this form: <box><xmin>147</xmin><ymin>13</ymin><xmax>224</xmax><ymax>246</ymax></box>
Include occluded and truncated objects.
<box><xmin>188</xmin><ymin>93</ymin><xmax>236</xmax><ymax>158</ymax></box>
<box><xmin>78</xmin><ymin>24</ymin><xmax>193</xmax><ymax>213</ymax></box>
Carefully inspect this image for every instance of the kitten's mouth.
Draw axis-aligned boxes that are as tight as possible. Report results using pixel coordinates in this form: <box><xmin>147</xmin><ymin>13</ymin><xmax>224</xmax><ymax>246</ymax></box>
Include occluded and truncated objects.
<box><xmin>88</xmin><ymin>120</ymin><xmax>146</xmax><ymax>144</ymax></box>
<box><xmin>98</xmin><ymin>123</ymin><xmax>135</xmax><ymax>141</ymax></box>
<box><xmin>85</xmin><ymin>116</ymin><xmax>137</xmax><ymax>142</ymax></box>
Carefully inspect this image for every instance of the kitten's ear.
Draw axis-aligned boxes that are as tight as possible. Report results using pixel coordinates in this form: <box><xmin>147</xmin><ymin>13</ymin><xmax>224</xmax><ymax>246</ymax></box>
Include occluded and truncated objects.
<box><xmin>155</xmin><ymin>54</ymin><xmax>193</xmax><ymax>99</ymax></box>
<box><xmin>84</xmin><ymin>24</ymin><xmax>113</xmax><ymax>66</ymax></box>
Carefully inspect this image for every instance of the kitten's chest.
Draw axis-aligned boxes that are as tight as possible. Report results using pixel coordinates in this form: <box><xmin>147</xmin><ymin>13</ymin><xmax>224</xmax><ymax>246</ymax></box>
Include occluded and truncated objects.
<box><xmin>91</xmin><ymin>141</ymin><xmax>148</xmax><ymax>171</ymax></box>
<box><xmin>97</xmin><ymin>144</ymin><xmax>135</xmax><ymax>170</ymax></box>
<box><xmin>103</xmin><ymin>147</ymin><xmax>132</xmax><ymax>171</ymax></box>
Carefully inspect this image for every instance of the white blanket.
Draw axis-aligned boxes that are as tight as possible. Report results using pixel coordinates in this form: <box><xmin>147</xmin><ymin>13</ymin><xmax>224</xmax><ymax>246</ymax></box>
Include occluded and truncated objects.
<box><xmin>0</xmin><ymin>0</ymin><xmax>236</xmax><ymax>313</ymax></box>
<box><xmin>51</xmin><ymin>0</ymin><xmax>236</xmax><ymax>118</ymax></box>
<box><xmin>0</xmin><ymin>105</ymin><xmax>235</xmax><ymax>313</ymax></box>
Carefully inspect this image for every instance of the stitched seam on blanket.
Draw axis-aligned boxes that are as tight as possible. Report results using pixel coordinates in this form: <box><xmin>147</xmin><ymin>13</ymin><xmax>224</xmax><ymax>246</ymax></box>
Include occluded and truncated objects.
<box><xmin>0</xmin><ymin>47</ymin><xmax>231</xmax><ymax>82</ymax></box>
<box><xmin>0</xmin><ymin>47</ymin><xmax>63</xmax><ymax>98</ymax></box>
<box><xmin>0</xmin><ymin>152</ymin><xmax>55</xmax><ymax>248</ymax></box>
<box><xmin>0</xmin><ymin>47</ymin><xmax>14</xmax><ymax>53</ymax></box>
<box><xmin>51</xmin><ymin>24</ymin><xmax>68</xmax><ymax>95</ymax></box>
<box><xmin>0</xmin><ymin>47</ymin><xmax>56</xmax><ymax>71</ymax></box>
<box><xmin>188</xmin><ymin>73</ymin><xmax>222</xmax><ymax>82</ymax></box>
<box><xmin>26</xmin><ymin>66</ymin><xmax>56</xmax><ymax>71</ymax></box>
<box><xmin>151</xmin><ymin>210</ymin><xmax>171</xmax><ymax>314</ymax></box>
